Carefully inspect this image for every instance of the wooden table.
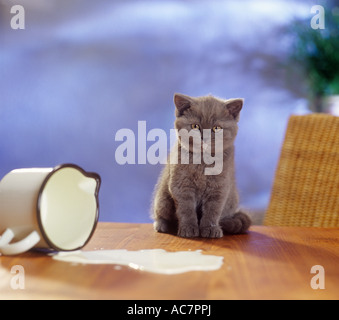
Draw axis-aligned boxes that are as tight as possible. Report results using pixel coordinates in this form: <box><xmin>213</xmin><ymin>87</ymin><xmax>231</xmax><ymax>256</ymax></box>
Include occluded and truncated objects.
<box><xmin>0</xmin><ymin>223</ymin><xmax>338</xmax><ymax>300</ymax></box>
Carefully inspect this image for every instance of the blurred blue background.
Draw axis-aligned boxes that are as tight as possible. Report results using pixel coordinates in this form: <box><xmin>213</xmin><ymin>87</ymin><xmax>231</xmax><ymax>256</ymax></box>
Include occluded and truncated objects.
<box><xmin>0</xmin><ymin>0</ymin><xmax>325</xmax><ymax>223</ymax></box>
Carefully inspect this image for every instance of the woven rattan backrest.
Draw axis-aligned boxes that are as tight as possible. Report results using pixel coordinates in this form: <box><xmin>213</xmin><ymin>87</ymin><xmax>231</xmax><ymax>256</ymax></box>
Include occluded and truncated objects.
<box><xmin>264</xmin><ymin>114</ymin><xmax>339</xmax><ymax>226</ymax></box>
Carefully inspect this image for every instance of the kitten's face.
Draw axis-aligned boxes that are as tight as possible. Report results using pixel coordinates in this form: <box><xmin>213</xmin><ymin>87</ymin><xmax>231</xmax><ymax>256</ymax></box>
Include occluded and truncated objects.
<box><xmin>174</xmin><ymin>93</ymin><xmax>243</xmax><ymax>153</ymax></box>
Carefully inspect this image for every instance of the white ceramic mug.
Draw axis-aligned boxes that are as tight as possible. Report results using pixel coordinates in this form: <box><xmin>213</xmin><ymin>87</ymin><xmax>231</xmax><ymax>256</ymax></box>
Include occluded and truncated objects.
<box><xmin>0</xmin><ymin>164</ymin><xmax>100</xmax><ymax>255</ymax></box>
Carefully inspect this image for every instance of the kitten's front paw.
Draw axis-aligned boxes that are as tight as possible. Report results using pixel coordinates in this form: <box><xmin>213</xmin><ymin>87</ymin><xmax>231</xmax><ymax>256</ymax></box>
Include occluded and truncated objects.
<box><xmin>200</xmin><ymin>225</ymin><xmax>223</xmax><ymax>238</ymax></box>
<box><xmin>177</xmin><ymin>224</ymin><xmax>199</xmax><ymax>238</ymax></box>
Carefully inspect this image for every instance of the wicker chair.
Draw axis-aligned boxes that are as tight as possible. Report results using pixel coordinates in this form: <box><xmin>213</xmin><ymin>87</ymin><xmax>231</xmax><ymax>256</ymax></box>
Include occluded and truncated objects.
<box><xmin>264</xmin><ymin>113</ymin><xmax>339</xmax><ymax>227</ymax></box>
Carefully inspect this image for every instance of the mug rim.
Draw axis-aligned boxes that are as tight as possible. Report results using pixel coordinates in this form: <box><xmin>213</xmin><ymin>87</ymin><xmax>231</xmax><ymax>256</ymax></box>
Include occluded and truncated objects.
<box><xmin>36</xmin><ymin>163</ymin><xmax>101</xmax><ymax>252</ymax></box>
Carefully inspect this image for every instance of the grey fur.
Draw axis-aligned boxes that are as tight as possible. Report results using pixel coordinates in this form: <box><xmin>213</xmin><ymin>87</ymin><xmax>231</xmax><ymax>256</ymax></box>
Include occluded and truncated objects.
<box><xmin>151</xmin><ymin>93</ymin><xmax>251</xmax><ymax>238</ymax></box>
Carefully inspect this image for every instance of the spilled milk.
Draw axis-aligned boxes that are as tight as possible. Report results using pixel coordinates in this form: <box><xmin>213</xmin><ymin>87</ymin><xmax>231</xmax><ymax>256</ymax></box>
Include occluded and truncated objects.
<box><xmin>53</xmin><ymin>249</ymin><xmax>223</xmax><ymax>275</ymax></box>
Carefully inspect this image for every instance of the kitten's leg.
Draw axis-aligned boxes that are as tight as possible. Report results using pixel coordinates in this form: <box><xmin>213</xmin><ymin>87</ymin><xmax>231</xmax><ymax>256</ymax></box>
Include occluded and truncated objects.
<box><xmin>199</xmin><ymin>194</ymin><xmax>224</xmax><ymax>238</ymax></box>
<box><xmin>176</xmin><ymin>196</ymin><xmax>200</xmax><ymax>238</ymax></box>
<box><xmin>154</xmin><ymin>216</ymin><xmax>178</xmax><ymax>234</ymax></box>
<box><xmin>219</xmin><ymin>211</ymin><xmax>251</xmax><ymax>234</ymax></box>
<box><xmin>152</xmin><ymin>187</ymin><xmax>177</xmax><ymax>235</ymax></box>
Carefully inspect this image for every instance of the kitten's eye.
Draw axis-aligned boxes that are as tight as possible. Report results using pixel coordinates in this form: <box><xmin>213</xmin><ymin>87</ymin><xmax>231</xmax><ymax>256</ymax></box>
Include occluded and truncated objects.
<box><xmin>191</xmin><ymin>124</ymin><xmax>200</xmax><ymax>130</ymax></box>
<box><xmin>212</xmin><ymin>126</ymin><xmax>222</xmax><ymax>132</ymax></box>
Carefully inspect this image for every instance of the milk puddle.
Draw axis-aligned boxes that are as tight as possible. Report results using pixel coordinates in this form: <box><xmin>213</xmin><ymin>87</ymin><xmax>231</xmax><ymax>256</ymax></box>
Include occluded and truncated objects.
<box><xmin>53</xmin><ymin>249</ymin><xmax>223</xmax><ymax>275</ymax></box>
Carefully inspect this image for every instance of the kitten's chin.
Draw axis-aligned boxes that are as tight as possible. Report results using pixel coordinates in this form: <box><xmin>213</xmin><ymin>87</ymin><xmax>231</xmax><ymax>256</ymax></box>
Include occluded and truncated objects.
<box><xmin>180</xmin><ymin>141</ymin><xmax>226</xmax><ymax>158</ymax></box>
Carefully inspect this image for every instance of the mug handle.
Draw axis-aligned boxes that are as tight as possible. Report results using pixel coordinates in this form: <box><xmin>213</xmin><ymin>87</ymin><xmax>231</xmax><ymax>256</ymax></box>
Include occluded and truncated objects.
<box><xmin>0</xmin><ymin>228</ymin><xmax>40</xmax><ymax>255</ymax></box>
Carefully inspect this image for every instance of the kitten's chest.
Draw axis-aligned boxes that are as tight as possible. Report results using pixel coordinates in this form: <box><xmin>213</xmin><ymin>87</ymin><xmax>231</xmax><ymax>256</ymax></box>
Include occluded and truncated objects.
<box><xmin>169</xmin><ymin>162</ymin><xmax>228</xmax><ymax>200</ymax></box>
<box><xmin>190</xmin><ymin>165</ymin><xmax>224</xmax><ymax>197</ymax></box>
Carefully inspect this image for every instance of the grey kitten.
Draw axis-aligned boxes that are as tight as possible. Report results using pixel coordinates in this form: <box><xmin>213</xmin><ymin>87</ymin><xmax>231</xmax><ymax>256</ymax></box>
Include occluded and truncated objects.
<box><xmin>151</xmin><ymin>93</ymin><xmax>251</xmax><ymax>238</ymax></box>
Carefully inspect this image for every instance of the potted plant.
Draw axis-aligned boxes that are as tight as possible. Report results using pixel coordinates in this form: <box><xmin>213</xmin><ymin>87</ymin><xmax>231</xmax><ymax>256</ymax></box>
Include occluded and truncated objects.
<box><xmin>290</xmin><ymin>6</ymin><xmax>339</xmax><ymax>114</ymax></box>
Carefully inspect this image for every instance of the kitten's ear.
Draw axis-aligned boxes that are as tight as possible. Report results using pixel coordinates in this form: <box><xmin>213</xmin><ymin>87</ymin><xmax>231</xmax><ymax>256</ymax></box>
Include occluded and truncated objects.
<box><xmin>174</xmin><ymin>93</ymin><xmax>192</xmax><ymax>116</ymax></box>
<box><xmin>226</xmin><ymin>98</ymin><xmax>243</xmax><ymax>121</ymax></box>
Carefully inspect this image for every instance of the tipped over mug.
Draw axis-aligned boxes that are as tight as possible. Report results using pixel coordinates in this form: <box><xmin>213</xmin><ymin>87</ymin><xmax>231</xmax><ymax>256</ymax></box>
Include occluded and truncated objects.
<box><xmin>0</xmin><ymin>164</ymin><xmax>100</xmax><ymax>255</ymax></box>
